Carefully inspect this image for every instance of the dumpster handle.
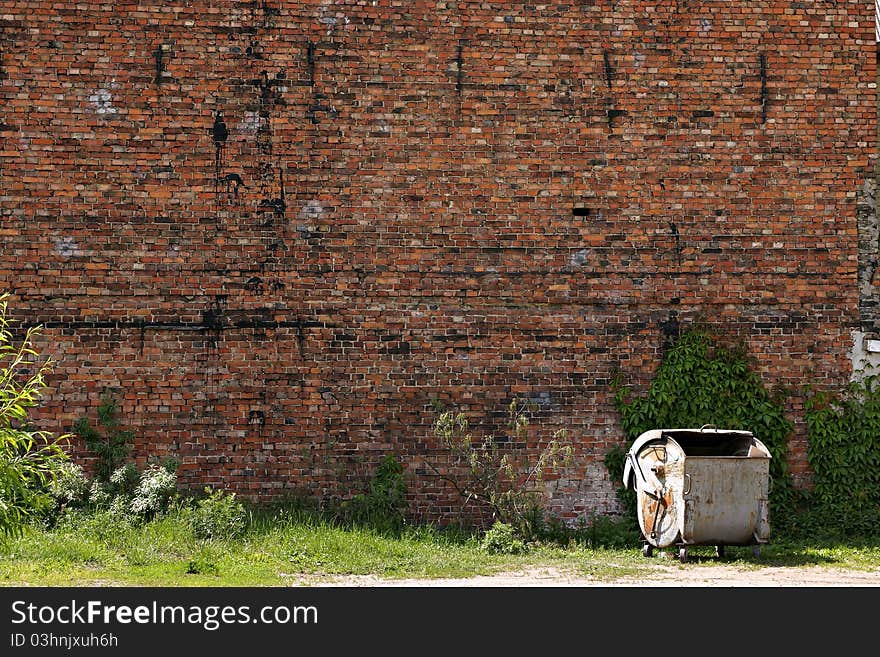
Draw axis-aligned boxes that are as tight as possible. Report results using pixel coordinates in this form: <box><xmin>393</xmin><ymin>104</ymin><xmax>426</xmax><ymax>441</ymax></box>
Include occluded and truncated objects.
<box><xmin>700</xmin><ymin>424</ymin><xmax>717</xmax><ymax>431</ymax></box>
<box><xmin>626</xmin><ymin>451</ymin><xmax>646</xmax><ymax>487</ymax></box>
<box><xmin>626</xmin><ymin>451</ymin><xmax>661</xmax><ymax>500</ymax></box>
<box><xmin>682</xmin><ymin>473</ymin><xmax>692</xmax><ymax>495</ymax></box>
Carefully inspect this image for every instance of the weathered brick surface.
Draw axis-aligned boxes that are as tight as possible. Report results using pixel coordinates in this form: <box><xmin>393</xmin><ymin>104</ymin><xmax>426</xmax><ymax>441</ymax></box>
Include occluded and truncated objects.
<box><xmin>0</xmin><ymin>1</ymin><xmax>875</xmax><ymax>523</ymax></box>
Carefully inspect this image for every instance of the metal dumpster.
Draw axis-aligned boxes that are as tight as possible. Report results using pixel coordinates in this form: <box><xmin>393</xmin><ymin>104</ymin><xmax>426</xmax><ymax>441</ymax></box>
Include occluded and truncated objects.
<box><xmin>622</xmin><ymin>425</ymin><xmax>771</xmax><ymax>563</ymax></box>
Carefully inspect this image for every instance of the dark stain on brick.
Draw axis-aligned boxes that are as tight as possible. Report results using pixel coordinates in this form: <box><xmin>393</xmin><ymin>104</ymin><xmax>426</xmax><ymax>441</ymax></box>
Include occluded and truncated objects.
<box><xmin>382</xmin><ymin>341</ymin><xmax>411</xmax><ymax>355</ymax></box>
<box><xmin>153</xmin><ymin>44</ymin><xmax>171</xmax><ymax>85</ymax></box>
<box><xmin>607</xmin><ymin>108</ymin><xmax>628</xmax><ymax>130</ymax></box>
<box><xmin>603</xmin><ymin>50</ymin><xmax>613</xmax><ymax>89</ymax></box>
<box><xmin>257</xmin><ymin>165</ymin><xmax>286</xmax><ymax>219</ymax></box>
<box><xmin>215</xmin><ymin>24</ymin><xmax>259</xmax><ymax>35</ymax></box>
<box><xmin>261</xmin><ymin>1</ymin><xmax>280</xmax><ymax>17</ymax></box>
<box><xmin>202</xmin><ymin>297</ymin><xmax>227</xmax><ymax>332</ymax></box>
<box><xmin>670</xmin><ymin>222</ymin><xmax>681</xmax><ymax>269</ymax></box>
<box><xmin>759</xmin><ymin>52</ymin><xmax>767</xmax><ymax>124</ymax></box>
<box><xmin>660</xmin><ymin>311</ymin><xmax>680</xmax><ymax>351</ymax></box>
<box><xmin>246</xmin><ymin>40</ymin><xmax>264</xmax><ymax>60</ymax></box>
<box><xmin>211</xmin><ymin>112</ymin><xmax>229</xmax><ymax>183</ymax></box>
<box><xmin>218</xmin><ymin>172</ymin><xmax>247</xmax><ymax>199</ymax></box>
<box><xmin>306</xmin><ymin>42</ymin><xmax>316</xmax><ymax>87</ymax></box>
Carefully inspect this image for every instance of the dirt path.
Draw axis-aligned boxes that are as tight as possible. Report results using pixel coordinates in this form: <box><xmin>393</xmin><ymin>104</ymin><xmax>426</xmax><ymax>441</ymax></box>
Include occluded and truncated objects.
<box><xmin>294</xmin><ymin>563</ymin><xmax>880</xmax><ymax>587</ymax></box>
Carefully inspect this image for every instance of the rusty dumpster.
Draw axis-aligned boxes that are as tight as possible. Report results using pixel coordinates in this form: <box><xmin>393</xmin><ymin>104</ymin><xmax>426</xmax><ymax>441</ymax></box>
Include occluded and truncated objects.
<box><xmin>622</xmin><ymin>425</ymin><xmax>771</xmax><ymax>563</ymax></box>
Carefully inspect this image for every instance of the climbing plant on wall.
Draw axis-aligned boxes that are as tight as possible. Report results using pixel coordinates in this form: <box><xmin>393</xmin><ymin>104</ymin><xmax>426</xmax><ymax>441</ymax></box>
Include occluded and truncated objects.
<box><xmin>607</xmin><ymin>329</ymin><xmax>796</xmax><ymax>520</ymax></box>
<box><xmin>802</xmin><ymin>375</ymin><xmax>880</xmax><ymax>537</ymax></box>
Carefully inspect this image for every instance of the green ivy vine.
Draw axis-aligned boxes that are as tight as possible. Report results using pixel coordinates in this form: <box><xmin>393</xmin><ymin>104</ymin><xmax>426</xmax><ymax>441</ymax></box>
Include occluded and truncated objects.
<box><xmin>802</xmin><ymin>374</ymin><xmax>880</xmax><ymax>537</ymax></box>
<box><xmin>607</xmin><ymin>329</ymin><xmax>796</xmax><ymax>519</ymax></box>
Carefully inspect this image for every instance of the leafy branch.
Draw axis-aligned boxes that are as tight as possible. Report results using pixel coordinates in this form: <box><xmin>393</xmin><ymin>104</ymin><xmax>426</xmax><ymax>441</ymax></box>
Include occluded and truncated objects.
<box><xmin>0</xmin><ymin>293</ymin><xmax>71</xmax><ymax>538</ymax></box>
<box><xmin>425</xmin><ymin>399</ymin><xmax>573</xmax><ymax>538</ymax></box>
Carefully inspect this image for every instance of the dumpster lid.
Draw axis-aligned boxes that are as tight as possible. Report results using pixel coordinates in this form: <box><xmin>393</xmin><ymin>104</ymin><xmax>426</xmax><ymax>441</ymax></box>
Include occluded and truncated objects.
<box><xmin>622</xmin><ymin>426</ymin><xmax>767</xmax><ymax>488</ymax></box>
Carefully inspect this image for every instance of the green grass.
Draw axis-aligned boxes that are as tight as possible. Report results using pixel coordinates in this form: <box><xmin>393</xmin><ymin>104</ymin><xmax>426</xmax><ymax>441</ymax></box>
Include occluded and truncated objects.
<box><xmin>1</xmin><ymin>507</ymin><xmax>879</xmax><ymax>586</ymax></box>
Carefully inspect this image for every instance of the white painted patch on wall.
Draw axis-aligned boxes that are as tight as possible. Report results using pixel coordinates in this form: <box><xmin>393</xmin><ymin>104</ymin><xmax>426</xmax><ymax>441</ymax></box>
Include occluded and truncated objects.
<box><xmin>849</xmin><ymin>329</ymin><xmax>880</xmax><ymax>380</ymax></box>
<box><xmin>298</xmin><ymin>200</ymin><xmax>324</xmax><ymax>220</ymax></box>
<box><xmin>237</xmin><ymin>111</ymin><xmax>267</xmax><ymax>135</ymax></box>
<box><xmin>88</xmin><ymin>89</ymin><xmax>117</xmax><ymax>114</ymax></box>
<box><xmin>317</xmin><ymin>1</ymin><xmax>350</xmax><ymax>33</ymax></box>
<box><xmin>570</xmin><ymin>249</ymin><xmax>589</xmax><ymax>267</ymax></box>
<box><xmin>54</xmin><ymin>236</ymin><xmax>80</xmax><ymax>258</ymax></box>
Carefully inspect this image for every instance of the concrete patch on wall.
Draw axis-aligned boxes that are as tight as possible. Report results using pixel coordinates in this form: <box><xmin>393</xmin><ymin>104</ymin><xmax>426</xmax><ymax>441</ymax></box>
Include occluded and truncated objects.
<box><xmin>857</xmin><ymin>178</ymin><xmax>878</xmax><ymax>325</ymax></box>
<box><xmin>544</xmin><ymin>462</ymin><xmax>624</xmax><ymax>523</ymax></box>
<box><xmin>855</xmin><ymin>178</ymin><xmax>879</xmax><ymax>382</ymax></box>
<box><xmin>848</xmin><ymin>329</ymin><xmax>880</xmax><ymax>380</ymax></box>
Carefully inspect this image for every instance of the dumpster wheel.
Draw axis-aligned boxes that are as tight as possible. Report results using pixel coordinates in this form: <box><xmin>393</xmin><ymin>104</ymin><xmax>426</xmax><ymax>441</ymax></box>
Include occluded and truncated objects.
<box><xmin>642</xmin><ymin>543</ymin><xmax>654</xmax><ymax>558</ymax></box>
<box><xmin>678</xmin><ymin>546</ymin><xmax>688</xmax><ymax>563</ymax></box>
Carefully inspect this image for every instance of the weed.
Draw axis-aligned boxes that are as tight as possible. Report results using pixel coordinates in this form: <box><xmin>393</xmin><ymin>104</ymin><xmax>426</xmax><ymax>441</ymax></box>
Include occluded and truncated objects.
<box><xmin>480</xmin><ymin>521</ymin><xmax>527</xmax><ymax>555</ymax></box>
<box><xmin>186</xmin><ymin>558</ymin><xmax>220</xmax><ymax>576</ymax></box>
<box><xmin>188</xmin><ymin>487</ymin><xmax>248</xmax><ymax>540</ymax></box>
<box><xmin>72</xmin><ymin>390</ymin><xmax>134</xmax><ymax>483</ymax></box>
<box><xmin>334</xmin><ymin>454</ymin><xmax>408</xmax><ymax>535</ymax></box>
<box><xmin>427</xmin><ymin>398</ymin><xmax>573</xmax><ymax>540</ymax></box>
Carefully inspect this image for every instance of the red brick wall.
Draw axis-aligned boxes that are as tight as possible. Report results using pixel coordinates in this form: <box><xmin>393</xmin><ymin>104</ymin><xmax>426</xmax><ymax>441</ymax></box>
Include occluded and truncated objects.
<box><xmin>0</xmin><ymin>1</ymin><xmax>875</xmax><ymax>523</ymax></box>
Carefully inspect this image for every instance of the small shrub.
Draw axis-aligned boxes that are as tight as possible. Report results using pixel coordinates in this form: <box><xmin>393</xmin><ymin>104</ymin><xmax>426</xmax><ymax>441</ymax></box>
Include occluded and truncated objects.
<box><xmin>87</xmin><ymin>480</ymin><xmax>112</xmax><ymax>509</ymax></box>
<box><xmin>48</xmin><ymin>461</ymin><xmax>89</xmax><ymax>509</ymax></box>
<box><xmin>335</xmin><ymin>453</ymin><xmax>408</xmax><ymax>535</ymax></box>
<box><xmin>480</xmin><ymin>521</ymin><xmax>527</xmax><ymax>555</ymax></box>
<box><xmin>428</xmin><ymin>398</ymin><xmax>573</xmax><ymax>539</ymax></box>
<box><xmin>129</xmin><ymin>464</ymin><xmax>177</xmax><ymax>518</ymax></box>
<box><xmin>72</xmin><ymin>390</ymin><xmax>134</xmax><ymax>483</ymax></box>
<box><xmin>43</xmin><ymin>461</ymin><xmax>90</xmax><ymax>527</ymax></box>
<box><xmin>188</xmin><ymin>487</ymin><xmax>248</xmax><ymax>540</ymax></box>
<box><xmin>108</xmin><ymin>463</ymin><xmax>139</xmax><ymax>497</ymax></box>
<box><xmin>46</xmin><ymin>458</ymin><xmax>179</xmax><ymax>525</ymax></box>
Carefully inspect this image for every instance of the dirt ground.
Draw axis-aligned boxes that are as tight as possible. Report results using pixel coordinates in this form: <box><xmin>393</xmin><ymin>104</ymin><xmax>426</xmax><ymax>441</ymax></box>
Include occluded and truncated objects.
<box><xmin>294</xmin><ymin>561</ymin><xmax>880</xmax><ymax>587</ymax></box>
